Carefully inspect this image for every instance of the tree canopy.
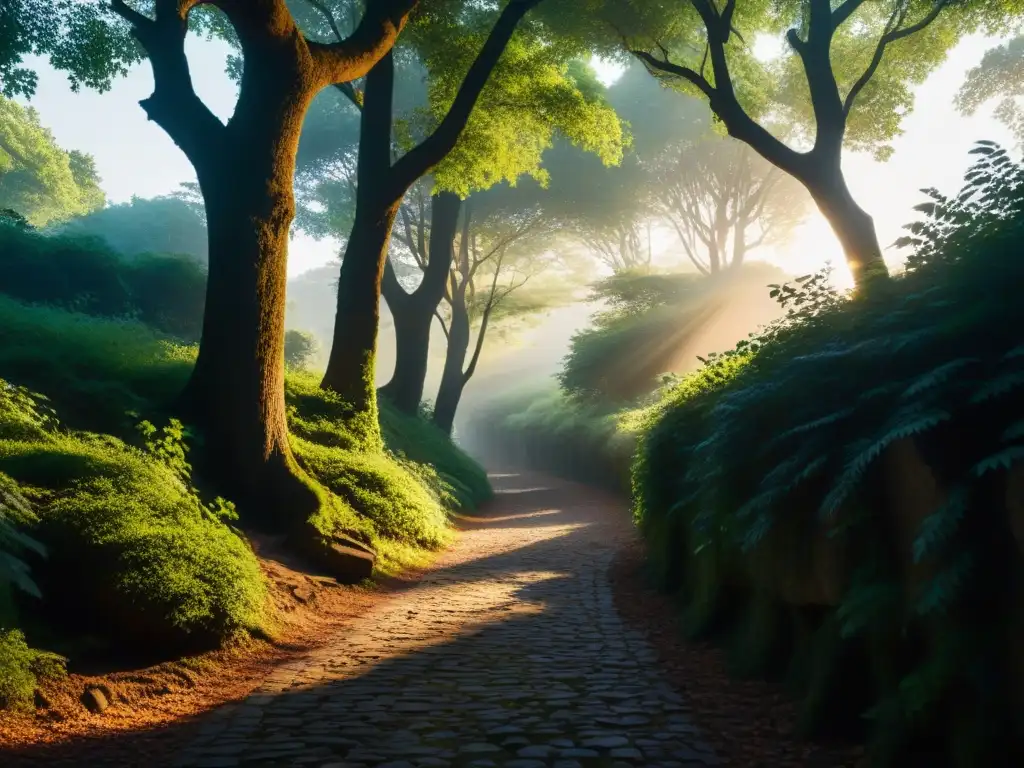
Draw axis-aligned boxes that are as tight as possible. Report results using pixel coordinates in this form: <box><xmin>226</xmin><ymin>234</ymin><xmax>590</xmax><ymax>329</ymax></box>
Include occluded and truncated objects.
<box><xmin>956</xmin><ymin>34</ymin><xmax>1024</xmax><ymax>148</ymax></box>
<box><xmin>0</xmin><ymin>97</ymin><xmax>105</xmax><ymax>226</ymax></box>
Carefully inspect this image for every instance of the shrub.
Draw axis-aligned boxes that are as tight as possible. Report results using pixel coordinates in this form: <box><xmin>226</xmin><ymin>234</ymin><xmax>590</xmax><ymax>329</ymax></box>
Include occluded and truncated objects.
<box><xmin>284</xmin><ymin>329</ymin><xmax>319</xmax><ymax>371</ymax></box>
<box><xmin>0</xmin><ymin>225</ymin><xmax>206</xmax><ymax>340</ymax></box>
<box><xmin>633</xmin><ymin>143</ymin><xmax>1024</xmax><ymax>765</ymax></box>
<box><xmin>0</xmin><ymin>628</ymin><xmax>66</xmax><ymax>710</ymax></box>
<box><xmin>0</xmin><ymin>295</ymin><xmax>194</xmax><ymax>434</ymax></box>
<box><xmin>559</xmin><ymin>264</ymin><xmax>784</xmax><ymax>405</ymax></box>
<box><xmin>0</xmin><ymin>382</ymin><xmax>268</xmax><ymax>653</ymax></box>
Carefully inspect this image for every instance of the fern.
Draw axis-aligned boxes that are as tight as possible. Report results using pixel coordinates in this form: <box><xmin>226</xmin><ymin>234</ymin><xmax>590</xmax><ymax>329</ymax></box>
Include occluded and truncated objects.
<box><xmin>901</xmin><ymin>358</ymin><xmax>978</xmax><ymax>399</ymax></box>
<box><xmin>971</xmin><ymin>445</ymin><xmax>1024</xmax><ymax>476</ymax></box>
<box><xmin>916</xmin><ymin>550</ymin><xmax>973</xmax><ymax>616</ymax></box>
<box><xmin>912</xmin><ymin>486</ymin><xmax>970</xmax><ymax>564</ymax></box>
<box><xmin>969</xmin><ymin>370</ymin><xmax>1024</xmax><ymax>404</ymax></box>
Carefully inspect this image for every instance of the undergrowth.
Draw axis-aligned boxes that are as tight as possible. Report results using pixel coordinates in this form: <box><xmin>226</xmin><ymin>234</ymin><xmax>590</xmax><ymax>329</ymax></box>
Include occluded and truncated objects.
<box><xmin>0</xmin><ymin>281</ymin><xmax>489</xmax><ymax>707</ymax></box>
<box><xmin>471</xmin><ymin>142</ymin><xmax>1024</xmax><ymax>766</ymax></box>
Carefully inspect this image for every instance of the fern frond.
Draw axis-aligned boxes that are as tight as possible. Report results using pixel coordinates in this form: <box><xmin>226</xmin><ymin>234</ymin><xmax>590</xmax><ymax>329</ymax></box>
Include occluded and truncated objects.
<box><xmin>916</xmin><ymin>550</ymin><xmax>973</xmax><ymax>616</ymax></box>
<box><xmin>1001</xmin><ymin>419</ymin><xmax>1024</xmax><ymax>443</ymax></box>
<box><xmin>971</xmin><ymin>445</ymin><xmax>1024</xmax><ymax>476</ymax></box>
<box><xmin>912</xmin><ymin>486</ymin><xmax>969</xmax><ymax>564</ymax></box>
<box><xmin>902</xmin><ymin>358</ymin><xmax>978</xmax><ymax>399</ymax></box>
<box><xmin>969</xmin><ymin>371</ymin><xmax>1024</xmax><ymax>404</ymax></box>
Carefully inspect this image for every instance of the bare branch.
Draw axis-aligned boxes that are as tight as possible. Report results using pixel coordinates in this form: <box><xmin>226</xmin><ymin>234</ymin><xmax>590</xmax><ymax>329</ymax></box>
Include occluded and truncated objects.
<box><xmin>632</xmin><ymin>50</ymin><xmax>714</xmax><ymax>100</ymax></box>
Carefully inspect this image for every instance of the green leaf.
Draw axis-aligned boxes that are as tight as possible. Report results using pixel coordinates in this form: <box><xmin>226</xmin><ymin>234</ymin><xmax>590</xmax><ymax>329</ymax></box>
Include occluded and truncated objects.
<box><xmin>971</xmin><ymin>445</ymin><xmax>1024</xmax><ymax>477</ymax></box>
<box><xmin>912</xmin><ymin>487</ymin><xmax>969</xmax><ymax>564</ymax></box>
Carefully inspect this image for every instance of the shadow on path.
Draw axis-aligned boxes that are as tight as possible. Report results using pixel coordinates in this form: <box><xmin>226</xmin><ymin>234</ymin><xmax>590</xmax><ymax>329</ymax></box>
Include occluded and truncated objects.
<box><xmin>4</xmin><ymin>470</ymin><xmax>719</xmax><ymax>768</ymax></box>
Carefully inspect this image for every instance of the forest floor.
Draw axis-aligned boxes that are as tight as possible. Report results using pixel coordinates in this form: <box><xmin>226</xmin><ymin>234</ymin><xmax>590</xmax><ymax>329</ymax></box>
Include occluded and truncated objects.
<box><xmin>1</xmin><ymin>470</ymin><xmax>866</xmax><ymax>767</ymax></box>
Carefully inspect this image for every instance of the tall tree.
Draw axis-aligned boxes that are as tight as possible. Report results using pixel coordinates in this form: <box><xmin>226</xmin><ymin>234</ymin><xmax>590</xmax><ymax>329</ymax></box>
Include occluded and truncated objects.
<box><xmin>613</xmin><ymin>0</ymin><xmax>1021</xmax><ymax>288</ymax></box>
<box><xmin>321</xmin><ymin>0</ymin><xmax>546</xmax><ymax>437</ymax></box>
<box><xmin>956</xmin><ymin>35</ymin><xmax>1024</xmax><ymax>149</ymax></box>
<box><xmin>295</xmin><ymin>0</ymin><xmax>622</xmax><ymax>423</ymax></box>
<box><xmin>0</xmin><ymin>97</ymin><xmax>105</xmax><ymax>225</ymax></box>
<box><xmin>649</xmin><ymin>135</ymin><xmax>807</xmax><ymax>274</ymax></box>
<box><xmin>15</xmin><ymin>0</ymin><xmax>417</xmax><ymax>545</ymax></box>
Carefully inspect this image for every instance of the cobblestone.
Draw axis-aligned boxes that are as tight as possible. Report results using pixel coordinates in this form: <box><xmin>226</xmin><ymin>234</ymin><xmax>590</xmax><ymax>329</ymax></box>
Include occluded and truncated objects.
<box><xmin>174</xmin><ymin>472</ymin><xmax>719</xmax><ymax>768</ymax></box>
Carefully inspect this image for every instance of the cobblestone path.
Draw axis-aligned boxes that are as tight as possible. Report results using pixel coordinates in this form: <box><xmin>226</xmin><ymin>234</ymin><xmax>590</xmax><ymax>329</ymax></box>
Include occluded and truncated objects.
<box><xmin>174</xmin><ymin>471</ymin><xmax>720</xmax><ymax>768</ymax></box>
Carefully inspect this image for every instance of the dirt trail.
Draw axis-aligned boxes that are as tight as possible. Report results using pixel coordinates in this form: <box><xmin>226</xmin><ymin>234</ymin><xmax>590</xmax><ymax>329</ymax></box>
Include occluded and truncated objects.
<box><xmin>165</xmin><ymin>469</ymin><xmax>720</xmax><ymax>767</ymax></box>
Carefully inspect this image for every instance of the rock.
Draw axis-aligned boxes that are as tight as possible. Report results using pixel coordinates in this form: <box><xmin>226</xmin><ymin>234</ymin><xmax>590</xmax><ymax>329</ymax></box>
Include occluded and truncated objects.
<box><xmin>291</xmin><ymin>529</ymin><xmax>376</xmax><ymax>584</ymax></box>
<box><xmin>291</xmin><ymin>584</ymin><xmax>315</xmax><ymax>603</ymax></box>
<box><xmin>81</xmin><ymin>687</ymin><xmax>109</xmax><ymax>713</ymax></box>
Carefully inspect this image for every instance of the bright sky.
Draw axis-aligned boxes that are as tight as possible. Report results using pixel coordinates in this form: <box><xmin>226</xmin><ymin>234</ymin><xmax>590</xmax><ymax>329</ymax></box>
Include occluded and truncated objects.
<box><xmin>16</xmin><ymin>32</ymin><xmax>1015</xmax><ymax>284</ymax></box>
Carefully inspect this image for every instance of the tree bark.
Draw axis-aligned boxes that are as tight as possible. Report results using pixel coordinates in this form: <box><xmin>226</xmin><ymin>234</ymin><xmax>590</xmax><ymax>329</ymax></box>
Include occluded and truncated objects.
<box><xmin>432</xmin><ymin>292</ymin><xmax>471</xmax><ymax>436</ymax></box>
<box><xmin>380</xmin><ymin>192</ymin><xmax>462</xmax><ymax>414</ymax></box>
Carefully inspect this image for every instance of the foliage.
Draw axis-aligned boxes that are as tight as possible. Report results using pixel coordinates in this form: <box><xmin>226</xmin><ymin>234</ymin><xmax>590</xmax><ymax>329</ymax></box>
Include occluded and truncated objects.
<box><xmin>956</xmin><ymin>35</ymin><xmax>1024</xmax><ymax>149</ymax></box>
<box><xmin>0</xmin><ymin>0</ymin><xmax>140</xmax><ymax>99</ymax></box>
<box><xmin>54</xmin><ymin>193</ymin><xmax>209</xmax><ymax>263</ymax></box>
<box><xmin>0</xmin><ymin>97</ymin><xmax>105</xmax><ymax>226</ymax></box>
<box><xmin>617</xmin><ymin>0</ymin><xmax>1020</xmax><ymax>159</ymax></box>
<box><xmin>0</xmin><ymin>224</ymin><xmax>206</xmax><ymax>341</ymax></box>
<box><xmin>284</xmin><ymin>330</ymin><xmax>319</xmax><ymax>372</ymax></box>
<box><xmin>0</xmin><ymin>379</ymin><xmax>268</xmax><ymax>652</ymax></box>
<box><xmin>0</xmin><ymin>628</ymin><xmax>65</xmax><ymax>710</ymax></box>
<box><xmin>631</xmin><ymin>142</ymin><xmax>1024</xmax><ymax>762</ymax></box>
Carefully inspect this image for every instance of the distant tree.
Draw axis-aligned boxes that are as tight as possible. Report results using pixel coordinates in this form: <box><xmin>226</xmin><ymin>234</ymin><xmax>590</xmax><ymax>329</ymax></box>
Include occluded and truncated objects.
<box><xmin>294</xmin><ymin>1</ymin><xmax>623</xmax><ymax>424</ymax></box>
<box><xmin>432</xmin><ymin>190</ymin><xmax>562</xmax><ymax>434</ymax></box>
<box><xmin>615</xmin><ymin>0</ymin><xmax>1023</xmax><ymax>289</ymax></box>
<box><xmin>284</xmin><ymin>330</ymin><xmax>320</xmax><ymax>371</ymax></box>
<box><xmin>956</xmin><ymin>36</ymin><xmax>1024</xmax><ymax>149</ymax></box>
<box><xmin>0</xmin><ymin>97</ymin><xmax>105</xmax><ymax>226</ymax></box>
<box><xmin>648</xmin><ymin>136</ymin><xmax>808</xmax><ymax>274</ymax></box>
<box><xmin>517</xmin><ymin>62</ymin><xmax>707</xmax><ymax>274</ymax></box>
<box><xmin>56</xmin><ymin>194</ymin><xmax>208</xmax><ymax>262</ymax></box>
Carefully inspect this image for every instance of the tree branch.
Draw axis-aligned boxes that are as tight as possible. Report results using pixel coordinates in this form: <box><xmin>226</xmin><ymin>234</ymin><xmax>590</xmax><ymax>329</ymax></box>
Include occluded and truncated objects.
<box><xmin>843</xmin><ymin>1</ymin><xmax>949</xmax><ymax>118</ymax></box>
<box><xmin>632</xmin><ymin>51</ymin><xmax>714</xmax><ymax>100</ymax></box>
<box><xmin>307</xmin><ymin>0</ymin><xmax>419</xmax><ymax>87</ymax></box>
<box><xmin>110</xmin><ymin>0</ymin><xmax>225</xmax><ymax>165</ymax></box>
<box><xmin>388</xmin><ymin>0</ymin><xmax>544</xmax><ymax>196</ymax></box>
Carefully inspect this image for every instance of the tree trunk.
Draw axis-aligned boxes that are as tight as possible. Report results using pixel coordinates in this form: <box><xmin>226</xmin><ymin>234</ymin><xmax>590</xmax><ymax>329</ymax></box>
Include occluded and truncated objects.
<box><xmin>320</xmin><ymin>200</ymin><xmax>398</xmax><ymax>447</ymax></box>
<box><xmin>379</xmin><ymin>192</ymin><xmax>462</xmax><ymax>415</ymax></box>
<box><xmin>806</xmin><ymin>170</ymin><xmax>888</xmax><ymax>287</ymax></box>
<box><xmin>433</xmin><ymin>295</ymin><xmax>471</xmax><ymax>436</ymax></box>
<box><xmin>179</xmin><ymin>124</ymin><xmax>322</xmax><ymax>531</ymax></box>
<box><xmin>320</xmin><ymin>52</ymin><xmax>397</xmax><ymax>448</ymax></box>
<box><xmin>379</xmin><ymin>289</ymin><xmax>434</xmax><ymax>414</ymax></box>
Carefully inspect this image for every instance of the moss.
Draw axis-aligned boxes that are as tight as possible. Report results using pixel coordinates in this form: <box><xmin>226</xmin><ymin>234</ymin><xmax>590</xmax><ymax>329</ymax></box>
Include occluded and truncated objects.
<box><xmin>0</xmin><ymin>428</ymin><xmax>269</xmax><ymax>652</ymax></box>
<box><xmin>0</xmin><ymin>629</ymin><xmax>66</xmax><ymax>710</ymax></box>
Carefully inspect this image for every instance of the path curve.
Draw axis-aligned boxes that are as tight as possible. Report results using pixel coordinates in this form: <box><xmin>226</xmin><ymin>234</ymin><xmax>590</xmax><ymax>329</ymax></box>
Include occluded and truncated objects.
<box><xmin>174</xmin><ymin>471</ymin><xmax>720</xmax><ymax>768</ymax></box>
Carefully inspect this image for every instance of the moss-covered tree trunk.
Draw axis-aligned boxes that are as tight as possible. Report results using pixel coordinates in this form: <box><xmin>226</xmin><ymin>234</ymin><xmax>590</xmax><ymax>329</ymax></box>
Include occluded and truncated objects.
<box><xmin>183</xmin><ymin>151</ymin><xmax>320</xmax><ymax>519</ymax></box>
<box><xmin>379</xmin><ymin>192</ymin><xmax>462</xmax><ymax>415</ymax></box>
<box><xmin>113</xmin><ymin>0</ymin><xmax>415</xmax><ymax>534</ymax></box>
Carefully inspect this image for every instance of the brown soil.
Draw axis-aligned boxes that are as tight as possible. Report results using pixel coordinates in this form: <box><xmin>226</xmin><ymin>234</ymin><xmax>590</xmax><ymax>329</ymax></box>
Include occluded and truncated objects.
<box><xmin>609</xmin><ymin>536</ymin><xmax>868</xmax><ymax>768</ymax></box>
<box><xmin>0</xmin><ymin>532</ymin><xmax>441</xmax><ymax>765</ymax></box>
